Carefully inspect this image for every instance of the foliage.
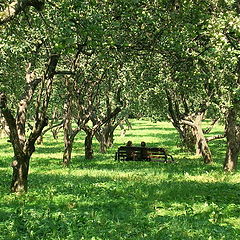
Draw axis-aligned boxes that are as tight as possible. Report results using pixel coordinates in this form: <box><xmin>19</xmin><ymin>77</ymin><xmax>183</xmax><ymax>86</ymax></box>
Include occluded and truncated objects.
<box><xmin>0</xmin><ymin>120</ymin><xmax>239</xmax><ymax>239</ymax></box>
<box><xmin>1</xmin><ymin>0</ymin><xmax>239</xmax><ymax>120</ymax></box>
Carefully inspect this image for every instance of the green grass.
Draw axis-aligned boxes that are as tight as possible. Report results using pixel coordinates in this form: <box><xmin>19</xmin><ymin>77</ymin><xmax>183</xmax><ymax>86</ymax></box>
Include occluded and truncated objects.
<box><xmin>0</xmin><ymin>120</ymin><xmax>240</xmax><ymax>240</ymax></box>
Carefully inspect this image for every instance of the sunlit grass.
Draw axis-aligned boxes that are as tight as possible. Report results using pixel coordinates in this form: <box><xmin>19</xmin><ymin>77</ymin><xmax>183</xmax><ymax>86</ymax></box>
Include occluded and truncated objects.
<box><xmin>0</xmin><ymin>120</ymin><xmax>240</xmax><ymax>240</ymax></box>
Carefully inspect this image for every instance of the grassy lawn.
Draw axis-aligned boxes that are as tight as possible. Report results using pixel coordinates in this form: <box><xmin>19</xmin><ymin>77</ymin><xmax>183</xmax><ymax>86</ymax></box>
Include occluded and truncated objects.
<box><xmin>0</xmin><ymin>120</ymin><xmax>239</xmax><ymax>240</ymax></box>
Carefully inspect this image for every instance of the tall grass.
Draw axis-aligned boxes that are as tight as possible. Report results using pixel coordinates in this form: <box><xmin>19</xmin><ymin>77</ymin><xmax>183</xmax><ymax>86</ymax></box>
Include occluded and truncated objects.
<box><xmin>0</xmin><ymin>120</ymin><xmax>239</xmax><ymax>240</ymax></box>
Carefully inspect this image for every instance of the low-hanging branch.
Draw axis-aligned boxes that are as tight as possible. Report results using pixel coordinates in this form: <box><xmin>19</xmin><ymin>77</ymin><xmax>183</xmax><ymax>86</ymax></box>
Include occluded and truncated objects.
<box><xmin>206</xmin><ymin>134</ymin><xmax>226</xmax><ymax>142</ymax></box>
<box><xmin>40</xmin><ymin>120</ymin><xmax>63</xmax><ymax>136</ymax></box>
<box><xmin>180</xmin><ymin>119</ymin><xmax>197</xmax><ymax>129</ymax></box>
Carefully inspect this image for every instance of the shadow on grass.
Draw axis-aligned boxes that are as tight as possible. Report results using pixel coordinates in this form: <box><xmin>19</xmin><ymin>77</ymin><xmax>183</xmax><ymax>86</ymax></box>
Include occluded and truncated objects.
<box><xmin>26</xmin><ymin>172</ymin><xmax>240</xmax><ymax>205</ymax></box>
<box><xmin>0</xmin><ymin>171</ymin><xmax>239</xmax><ymax>239</ymax></box>
<box><xmin>1</xmin><ymin>121</ymin><xmax>235</xmax><ymax>239</ymax></box>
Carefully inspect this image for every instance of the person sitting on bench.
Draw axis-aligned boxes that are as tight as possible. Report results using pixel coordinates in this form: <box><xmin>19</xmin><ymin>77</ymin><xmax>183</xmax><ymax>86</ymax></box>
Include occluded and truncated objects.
<box><xmin>140</xmin><ymin>141</ymin><xmax>150</xmax><ymax>161</ymax></box>
<box><xmin>126</xmin><ymin>140</ymin><xmax>136</xmax><ymax>161</ymax></box>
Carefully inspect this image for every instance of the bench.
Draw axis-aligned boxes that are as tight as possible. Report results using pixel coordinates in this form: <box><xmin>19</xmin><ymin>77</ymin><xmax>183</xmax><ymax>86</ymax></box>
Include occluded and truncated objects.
<box><xmin>115</xmin><ymin>146</ymin><xmax>174</xmax><ymax>163</ymax></box>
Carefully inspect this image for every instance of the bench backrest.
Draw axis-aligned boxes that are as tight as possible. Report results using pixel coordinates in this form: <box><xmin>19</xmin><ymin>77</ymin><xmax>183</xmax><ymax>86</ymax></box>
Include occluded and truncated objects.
<box><xmin>116</xmin><ymin>146</ymin><xmax>167</xmax><ymax>161</ymax></box>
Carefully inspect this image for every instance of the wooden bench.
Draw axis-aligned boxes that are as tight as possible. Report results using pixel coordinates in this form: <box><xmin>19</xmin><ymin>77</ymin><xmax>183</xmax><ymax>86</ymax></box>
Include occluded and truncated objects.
<box><xmin>115</xmin><ymin>146</ymin><xmax>174</xmax><ymax>163</ymax></box>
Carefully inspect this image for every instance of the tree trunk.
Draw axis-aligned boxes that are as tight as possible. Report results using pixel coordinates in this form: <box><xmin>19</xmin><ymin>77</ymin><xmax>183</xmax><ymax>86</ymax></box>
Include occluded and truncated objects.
<box><xmin>62</xmin><ymin>117</ymin><xmax>75</xmax><ymax>166</ymax></box>
<box><xmin>85</xmin><ymin>132</ymin><xmax>93</xmax><ymax>159</ymax></box>
<box><xmin>125</xmin><ymin>118</ymin><xmax>132</xmax><ymax>130</ymax></box>
<box><xmin>51</xmin><ymin>127</ymin><xmax>60</xmax><ymax>139</ymax></box>
<box><xmin>107</xmin><ymin>130</ymin><xmax>114</xmax><ymax>148</ymax></box>
<box><xmin>82</xmin><ymin>105</ymin><xmax>121</xmax><ymax>159</ymax></box>
<box><xmin>180</xmin><ymin>124</ymin><xmax>196</xmax><ymax>152</ymax></box>
<box><xmin>119</xmin><ymin>123</ymin><xmax>126</xmax><ymax>137</ymax></box>
<box><xmin>224</xmin><ymin>108</ymin><xmax>240</xmax><ymax>171</ymax></box>
<box><xmin>63</xmin><ymin>139</ymin><xmax>73</xmax><ymax>166</ymax></box>
<box><xmin>95</xmin><ymin>125</ymin><xmax>115</xmax><ymax>153</ymax></box>
<box><xmin>0</xmin><ymin>53</ymin><xmax>59</xmax><ymax>193</ymax></box>
<box><xmin>11</xmin><ymin>154</ymin><xmax>30</xmax><ymax>193</ymax></box>
<box><xmin>195</xmin><ymin>125</ymin><xmax>212</xmax><ymax>164</ymax></box>
<box><xmin>99</xmin><ymin>139</ymin><xmax>107</xmax><ymax>153</ymax></box>
<box><xmin>165</xmin><ymin>88</ymin><xmax>212</xmax><ymax>163</ymax></box>
<box><xmin>223</xmin><ymin>4</ymin><xmax>240</xmax><ymax>171</ymax></box>
<box><xmin>63</xmin><ymin>129</ymin><xmax>80</xmax><ymax>166</ymax></box>
<box><xmin>179</xmin><ymin>114</ymin><xmax>212</xmax><ymax>163</ymax></box>
<box><xmin>95</xmin><ymin>132</ymin><xmax>107</xmax><ymax>153</ymax></box>
<box><xmin>36</xmin><ymin>135</ymin><xmax>43</xmax><ymax>144</ymax></box>
<box><xmin>224</xmin><ymin>146</ymin><xmax>239</xmax><ymax>171</ymax></box>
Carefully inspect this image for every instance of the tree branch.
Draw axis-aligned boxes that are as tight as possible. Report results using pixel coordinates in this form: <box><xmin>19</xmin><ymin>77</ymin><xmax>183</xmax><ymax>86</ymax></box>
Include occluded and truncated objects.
<box><xmin>55</xmin><ymin>71</ymin><xmax>75</xmax><ymax>75</ymax></box>
<box><xmin>206</xmin><ymin>134</ymin><xmax>226</xmax><ymax>142</ymax></box>
<box><xmin>41</xmin><ymin>120</ymin><xmax>63</xmax><ymax>136</ymax></box>
<box><xmin>180</xmin><ymin>120</ymin><xmax>197</xmax><ymax>129</ymax></box>
<box><xmin>0</xmin><ymin>93</ymin><xmax>23</xmax><ymax>155</ymax></box>
<box><xmin>203</xmin><ymin>118</ymin><xmax>219</xmax><ymax>134</ymax></box>
<box><xmin>92</xmin><ymin>107</ymin><xmax>122</xmax><ymax>133</ymax></box>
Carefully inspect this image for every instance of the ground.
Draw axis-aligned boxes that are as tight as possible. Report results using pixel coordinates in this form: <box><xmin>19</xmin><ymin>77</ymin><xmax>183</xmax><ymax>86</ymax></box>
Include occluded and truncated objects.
<box><xmin>0</xmin><ymin>120</ymin><xmax>239</xmax><ymax>240</ymax></box>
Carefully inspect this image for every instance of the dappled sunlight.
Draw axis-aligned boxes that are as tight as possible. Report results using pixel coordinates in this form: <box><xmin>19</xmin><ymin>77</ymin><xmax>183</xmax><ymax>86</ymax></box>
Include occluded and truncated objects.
<box><xmin>1</xmin><ymin>120</ymin><xmax>240</xmax><ymax>239</ymax></box>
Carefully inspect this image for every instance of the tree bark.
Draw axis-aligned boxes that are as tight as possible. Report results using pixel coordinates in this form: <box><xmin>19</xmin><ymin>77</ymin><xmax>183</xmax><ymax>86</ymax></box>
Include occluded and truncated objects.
<box><xmin>165</xmin><ymin>88</ymin><xmax>212</xmax><ymax>163</ymax></box>
<box><xmin>224</xmin><ymin>108</ymin><xmax>240</xmax><ymax>171</ymax></box>
<box><xmin>62</xmin><ymin>116</ymin><xmax>80</xmax><ymax>166</ymax></box>
<box><xmin>181</xmin><ymin>115</ymin><xmax>212</xmax><ymax>164</ymax></box>
<box><xmin>82</xmin><ymin>106</ymin><xmax>121</xmax><ymax>159</ymax></box>
<box><xmin>223</xmin><ymin>3</ymin><xmax>240</xmax><ymax>171</ymax></box>
<box><xmin>63</xmin><ymin>114</ymin><xmax>72</xmax><ymax>166</ymax></box>
<box><xmin>84</xmin><ymin>131</ymin><xmax>93</xmax><ymax>159</ymax></box>
<box><xmin>63</xmin><ymin>138</ymin><xmax>73</xmax><ymax>166</ymax></box>
<box><xmin>95</xmin><ymin>131</ymin><xmax>107</xmax><ymax>153</ymax></box>
<box><xmin>1</xmin><ymin>102</ymin><xmax>34</xmax><ymax>193</ymax></box>
<box><xmin>11</xmin><ymin>153</ymin><xmax>30</xmax><ymax>193</ymax></box>
<box><xmin>95</xmin><ymin>124</ymin><xmax>116</xmax><ymax>153</ymax></box>
<box><xmin>195</xmin><ymin>125</ymin><xmax>212</xmax><ymax>164</ymax></box>
<box><xmin>62</xmin><ymin>126</ymin><xmax>80</xmax><ymax>165</ymax></box>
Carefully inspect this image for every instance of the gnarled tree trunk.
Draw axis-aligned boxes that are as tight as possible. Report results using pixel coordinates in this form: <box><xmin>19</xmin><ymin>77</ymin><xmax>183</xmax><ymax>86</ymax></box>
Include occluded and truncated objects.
<box><xmin>95</xmin><ymin>124</ymin><xmax>116</xmax><ymax>153</ymax></box>
<box><xmin>165</xmin><ymin>88</ymin><xmax>212</xmax><ymax>163</ymax></box>
<box><xmin>181</xmin><ymin>114</ymin><xmax>212</xmax><ymax>164</ymax></box>
<box><xmin>224</xmin><ymin>108</ymin><xmax>240</xmax><ymax>171</ymax></box>
<box><xmin>11</xmin><ymin>153</ymin><xmax>30</xmax><ymax>193</ymax></box>
<box><xmin>62</xmin><ymin>119</ymin><xmax>80</xmax><ymax>166</ymax></box>
<box><xmin>0</xmin><ymin>53</ymin><xmax>59</xmax><ymax>193</ymax></box>
<box><xmin>0</xmin><ymin>116</ymin><xmax>9</xmax><ymax>138</ymax></box>
<box><xmin>83</xmin><ymin>106</ymin><xmax>122</xmax><ymax>159</ymax></box>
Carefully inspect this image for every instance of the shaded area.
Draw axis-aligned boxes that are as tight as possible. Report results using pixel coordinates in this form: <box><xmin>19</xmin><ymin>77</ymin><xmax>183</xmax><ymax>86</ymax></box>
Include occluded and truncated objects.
<box><xmin>0</xmin><ymin>120</ymin><xmax>237</xmax><ymax>240</ymax></box>
<box><xmin>0</xmin><ymin>172</ymin><xmax>239</xmax><ymax>240</ymax></box>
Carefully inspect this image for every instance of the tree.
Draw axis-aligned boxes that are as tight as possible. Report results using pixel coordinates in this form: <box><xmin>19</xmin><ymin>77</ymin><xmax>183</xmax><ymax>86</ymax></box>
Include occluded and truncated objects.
<box><xmin>92</xmin><ymin>84</ymin><xmax>123</xmax><ymax>153</ymax></box>
<box><xmin>201</xmin><ymin>0</ymin><xmax>240</xmax><ymax>171</ymax></box>
<box><xmin>0</xmin><ymin>52</ymin><xmax>59</xmax><ymax>192</ymax></box>
<box><xmin>223</xmin><ymin>0</ymin><xmax>240</xmax><ymax>171</ymax></box>
<box><xmin>0</xmin><ymin>0</ymin><xmax>63</xmax><ymax>192</ymax></box>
